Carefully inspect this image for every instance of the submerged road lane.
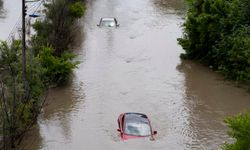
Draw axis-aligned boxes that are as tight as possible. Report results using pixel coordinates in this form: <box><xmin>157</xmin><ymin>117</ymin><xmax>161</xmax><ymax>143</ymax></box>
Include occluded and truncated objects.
<box><xmin>19</xmin><ymin>0</ymin><xmax>250</xmax><ymax>149</ymax></box>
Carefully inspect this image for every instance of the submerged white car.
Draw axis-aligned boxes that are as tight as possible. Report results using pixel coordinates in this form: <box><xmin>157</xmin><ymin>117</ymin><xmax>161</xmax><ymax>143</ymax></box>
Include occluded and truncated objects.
<box><xmin>97</xmin><ymin>17</ymin><xmax>120</xmax><ymax>27</ymax></box>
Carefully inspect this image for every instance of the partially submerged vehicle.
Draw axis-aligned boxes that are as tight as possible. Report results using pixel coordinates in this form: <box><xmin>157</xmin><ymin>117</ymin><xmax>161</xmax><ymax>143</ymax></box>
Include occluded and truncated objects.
<box><xmin>117</xmin><ymin>112</ymin><xmax>157</xmax><ymax>140</ymax></box>
<box><xmin>97</xmin><ymin>17</ymin><xmax>119</xmax><ymax>27</ymax></box>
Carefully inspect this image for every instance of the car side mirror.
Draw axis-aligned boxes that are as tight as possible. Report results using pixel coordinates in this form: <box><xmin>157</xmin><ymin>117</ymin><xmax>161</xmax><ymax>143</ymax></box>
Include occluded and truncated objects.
<box><xmin>116</xmin><ymin>24</ymin><xmax>120</xmax><ymax>27</ymax></box>
<box><xmin>97</xmin><ymin>24</ymin><xmax>100</xmax><ymax>27</ymax></box>
<box><xmin>153</xmin><ymin>131</ymin><xmax>157</xmax><ymax>135</ymax></box>
<box><xmin>117</xmin><ymin>129</ymin><xmax>121</xmax><ymax>132</ymax></box>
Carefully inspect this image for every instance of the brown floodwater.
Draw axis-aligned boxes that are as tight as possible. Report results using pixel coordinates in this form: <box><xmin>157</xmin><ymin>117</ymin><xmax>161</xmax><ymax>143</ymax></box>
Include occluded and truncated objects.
<box><xmin>16</xmin><ymin>0</ymin><xmax>250</xmax><ymax>149</ymax></box>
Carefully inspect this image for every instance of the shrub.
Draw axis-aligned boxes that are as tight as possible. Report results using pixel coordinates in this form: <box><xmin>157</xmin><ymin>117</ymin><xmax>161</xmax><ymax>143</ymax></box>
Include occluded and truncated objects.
<box><xmin>37</xmin><ymin>46</ymin><xmax>79</xmax><ymax>85</ymax></box>
<box><xmin>69</xmin><ymin>2</ymin><xmax>86</xmax><ymax>18</ymax></box>
<box><xmin>0</xmin><ymin>40</ymin><xmax>44</xmax><ymax>148</ymax></box>
<box><xmin>32</xmin><ymin>0</ymin><xmax>86</xmax><ymax>55</ymax></box>
<box><xmin>223</xmin><ymin>111</ymin><xmax>250</xmax><ymax>150</ymax></box>
<box><xmin>179</xmin><ymin>0</ymin><xmax>250</xmax><ymax>84</ymax></box>
<box><xmin>31</xmin><ymin>0</ymin><xmax>86</xmax><ymax>85</ymax></box>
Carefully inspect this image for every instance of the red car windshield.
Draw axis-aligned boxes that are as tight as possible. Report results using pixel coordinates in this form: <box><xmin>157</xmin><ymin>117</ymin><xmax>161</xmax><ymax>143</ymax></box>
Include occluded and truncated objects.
<box><xmin>124</xmin><ymin>113</ymin><xmax>151</xmax><ymax>136</ymax></box>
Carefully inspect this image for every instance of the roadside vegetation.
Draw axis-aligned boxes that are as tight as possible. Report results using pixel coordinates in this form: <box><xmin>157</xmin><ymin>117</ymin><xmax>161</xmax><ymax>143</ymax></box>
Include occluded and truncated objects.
<box><xmin>32</xmin><ymin>0</ymin><xmax>85</xmax><ymax>85</ymax></box>
<box><xmin>0</xmin><ymin>0</ymin><xmax>86</xmax><ymax>149</ymax></box>
<box><xmin>222</xmin><ymin>111</ymin><xmax>250</xmax><ymax>150</ymax></box>
<box><xmin>0</xmin><ymin>40</ymin><xmax>45</xmax><ymax>148</ymax></box>
<box><xmin>178</xmin><ymin>0</ymin><xmax>250</xmax><ymax>149</ymax></box>
<box><xmin>178</xmin><ymin>0</ymin><xmax>250</xmax><ymax>85</ymax></box>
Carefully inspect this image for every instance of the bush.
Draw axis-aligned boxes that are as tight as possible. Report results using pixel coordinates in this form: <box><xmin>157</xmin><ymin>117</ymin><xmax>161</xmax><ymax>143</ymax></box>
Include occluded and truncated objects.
<box><xmin>214</xmin><ymin>26</ymin><xmax>250</xmax><ymax>83</ymax></box>
<box><xmin>1</xmin><ymin>0</ymin><xmax>86</xmax><ymax>148</ymax></box>
<box><xmin>178</xmin><ymin>0</ymin><xmax>250</xmax><ymax>84</ymax></box>
<box><xmin>31</xmin><ymin>0</ymin><xmax>86</xmax><ymax>85</ymax></box>
<box><xmin>0</xmin><ymin>40</ymin><xmax>45</xmax><ymax>148</ymax></box>
<box><xmin>37</xmin><ymin>46</ymin><xmax>79</xmax><ymax>85</ymax></box>
<box><xmin>223</xmin><ymin>111</ymin><xmax>250</xmax><ymax>150</ymax></box>
<box><xmin>69</xmin><ymin>2</ymin><xmax>86</xmax><ymax>18</ymax></box>
<box><xmin>32</xmin><ymin>0</ymin><xmax>86</xmax><ymax>55</ymax></box>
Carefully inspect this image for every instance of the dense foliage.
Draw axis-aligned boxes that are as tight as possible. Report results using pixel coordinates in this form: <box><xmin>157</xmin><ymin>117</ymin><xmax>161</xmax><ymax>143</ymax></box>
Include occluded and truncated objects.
<box><xmin>178</xmin><ymin>0</ymin><xmax>250</xmax><ymax>84</ymax></box>
<box><xmin>32</xmin><ymin>0</ymin><xmax>85</xmax><ymax>85</ymax></box>
<box><xmin>0</xmin><ymin>41</ymin><xmax>45</xmax><ymax>148</ymax></box>
<box><xmin>223</xmin><ymin>112</ymin><xmax>250</xmax><ymax>150</ymax></box>
<box><xmin>0</xmin><ymin>0</ymin><xmax>86</xmax><ymax>148</ymax></box>
<box><xmin>38</xmin><ymin>46</ymin><xmax>79</xmax><ymax>84</ymax></box>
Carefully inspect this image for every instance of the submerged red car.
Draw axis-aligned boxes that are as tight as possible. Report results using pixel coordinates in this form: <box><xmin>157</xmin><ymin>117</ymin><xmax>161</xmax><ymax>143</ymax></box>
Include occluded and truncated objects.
<box><xmin>117</xmin><ymin>112</ymin><xmax>157</xmax><ymax>140</ymax></box>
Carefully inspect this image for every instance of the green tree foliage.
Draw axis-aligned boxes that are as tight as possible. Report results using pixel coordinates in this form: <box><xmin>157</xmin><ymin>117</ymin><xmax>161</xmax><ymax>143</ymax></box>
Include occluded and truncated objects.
<box><xmin>178</xmin><ymin>0</ymin><xmax>250</xmax><ymax>84</ymax></box>
<box><xmin>223</xmin><ymin>112</ymin><xmax>250</xmax><ymax>150</ymax></box>
<box><xmin>37</xmin><ymin>46</ymin><xmax>79</xmax><ymax>85</ymax></box>
<box><xmin>69</xmin><ymin>2</ymin><xmax>86</xmax><ymax>18</ymax></box>
<box><xmin>0</xmin><ymin>41</ymin><xmax>44</xmax><ymax>148</ymax></box>
<box><xmin>31</xmin><ymin>0</ymin><xmax>86</xmax><ymax>85</ymax></box>
<box><xmin>214</xmin><ymin>26</ymin><xmax>250</xmax><ymax>82</ymax></box>
<box><xmin>1</xmin><ymin>0</ymin><xmax>86</xmax><ymax>148</ymax></box>
<box><xmin>32</xmin><ymin>0</ymin><xmax>86</xmax><ymax>55</ymax></box>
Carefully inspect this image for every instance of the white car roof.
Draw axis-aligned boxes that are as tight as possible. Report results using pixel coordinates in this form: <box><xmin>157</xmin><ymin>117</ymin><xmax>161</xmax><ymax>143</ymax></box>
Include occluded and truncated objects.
<box><xmin>125</xmin><ymin>113</ymin><xmax>149</xmax><ymax>124</ymax></box>
<box><xmin>101</xmin><ymin>17</ymin><xmax>116</xmax><ymax>21</ymax></box>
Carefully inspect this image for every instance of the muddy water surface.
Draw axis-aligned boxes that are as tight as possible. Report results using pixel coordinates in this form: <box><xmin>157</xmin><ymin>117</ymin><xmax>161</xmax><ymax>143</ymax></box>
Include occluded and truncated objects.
<box><xmin>18</xmin><ymin>0</ymin><xmax>250</xmax><ymax>149</ymax></box>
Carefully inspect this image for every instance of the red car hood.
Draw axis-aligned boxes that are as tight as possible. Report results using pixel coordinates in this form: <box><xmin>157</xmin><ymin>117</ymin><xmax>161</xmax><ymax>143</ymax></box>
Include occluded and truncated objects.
<box><xmin>122</xmin><ymin>134</ymin><xmax>151</xmax><ymax>140</ymax></box>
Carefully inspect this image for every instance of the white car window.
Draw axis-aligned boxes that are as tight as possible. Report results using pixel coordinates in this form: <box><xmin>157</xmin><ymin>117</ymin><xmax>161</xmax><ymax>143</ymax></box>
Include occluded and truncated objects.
<box><xmin>100</xmin><ymin>20</ymin><xmax>116</xmax><ymax>27</ymax></box>
<box><xmin>125</xmin><ymin>122</ymin><xmax>151</xmax><ymax>136</ymax></box>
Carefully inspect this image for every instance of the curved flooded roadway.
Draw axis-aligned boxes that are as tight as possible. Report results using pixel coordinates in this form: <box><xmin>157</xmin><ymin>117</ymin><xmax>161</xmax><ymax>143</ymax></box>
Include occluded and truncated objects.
<box><xmin>20</xmin><ymin>0</ymin><xmax>250</xmax><ymax>149</ymax></box>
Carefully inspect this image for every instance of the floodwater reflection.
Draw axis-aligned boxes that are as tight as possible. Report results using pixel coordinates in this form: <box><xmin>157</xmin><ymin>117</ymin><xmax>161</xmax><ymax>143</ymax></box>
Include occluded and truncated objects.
<box><xmin>152</xmin><ymin>0</ymin><xmax>186</xmax><ymax>15</ymax></box>
<box><xmin>177</xmin><ymin>60</ymin><xmax>250</xmax><ymax>149</ymax></box>
<box><xmin>18</xmin><ymin>80</ymin><xmax>86</xmax><ymax>150</ymax></box>
<box><xmin>17</xmin><ymin>125</ymin><xmax>43</xmax><ymax>150</ymax></box>
<box><xmin>16</xmin><ymin>0</ymin><xmax>250</xmax><ymax>149</ymax></box>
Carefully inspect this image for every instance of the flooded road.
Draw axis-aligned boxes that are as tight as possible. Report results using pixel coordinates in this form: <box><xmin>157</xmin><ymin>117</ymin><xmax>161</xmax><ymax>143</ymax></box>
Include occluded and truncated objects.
<box><xmin>18</xmin><ymin>0</ymin><xmax>250</xmax><ymax>149</ymax></box>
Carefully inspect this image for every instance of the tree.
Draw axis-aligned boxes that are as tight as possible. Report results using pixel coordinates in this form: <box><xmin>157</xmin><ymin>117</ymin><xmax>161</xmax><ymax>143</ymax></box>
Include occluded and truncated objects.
<box><xmin>32</xmin><ymin>0</ymin><xmax>86</xmax><ymax>56</ymax></box>
<box><xmin>37</xmin><ymin>46</ymin><xmax>79</xmax><ymax>85</ymax></box>
<box><xmin>178</xmin><ymin>0</ymin><xmax>250</xmax><ymax>84</ymax></box>
<box><xmin>0</xmin><ymin>40</ymin><xmax>44</xmax><ymax>149</ymax></box>
<box><xmin>31</xmin><ymin>0</ymin><xmax>85</xmax><ymax>85</ymax></box>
